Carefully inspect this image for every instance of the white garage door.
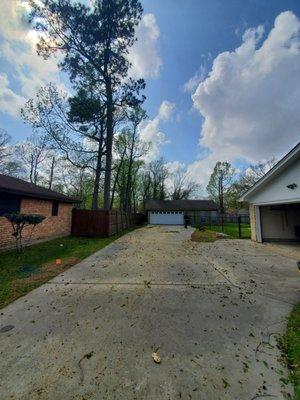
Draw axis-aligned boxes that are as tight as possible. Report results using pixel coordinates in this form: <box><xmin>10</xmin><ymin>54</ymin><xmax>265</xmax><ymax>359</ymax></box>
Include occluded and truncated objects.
<box><xmin>149</xmin><ymin>211</ymin><xmax>184</xmax><ymax>225</ymax></box>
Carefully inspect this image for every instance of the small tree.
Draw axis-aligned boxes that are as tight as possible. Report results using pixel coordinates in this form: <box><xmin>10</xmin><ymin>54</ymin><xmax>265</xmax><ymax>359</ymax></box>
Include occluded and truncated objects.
<box><xmin>206</xmin><ymin>161</ymin><xmax>236</xmax><ymax>214</ymax></box>
<box><xmin>4</xmin><ymin>213</ymin><xmax>45</xmax><ymax>253</ymax></box>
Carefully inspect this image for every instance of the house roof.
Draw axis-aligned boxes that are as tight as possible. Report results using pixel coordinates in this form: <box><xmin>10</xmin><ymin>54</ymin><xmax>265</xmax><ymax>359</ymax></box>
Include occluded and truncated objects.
<box><xmin>239</xmin><ymin>142</ymin><xmax>300</xmax><ymax>202</ymax></box>
<box><xmin>0</xmin><ymin>174</ymin><xmax>78</xmax><ymax>204</ymax></box>
<box><xmin>145</xmin><ymin>199</ymin><xmax>218</xmax><ymax>211</ymax></box>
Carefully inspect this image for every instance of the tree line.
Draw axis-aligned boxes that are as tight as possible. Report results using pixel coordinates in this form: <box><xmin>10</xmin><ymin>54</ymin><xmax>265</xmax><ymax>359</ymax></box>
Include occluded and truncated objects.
<box><xmin>0</xmin><ymin>122</ymin><xmax>200</xmax><ymax>212</ymax></box>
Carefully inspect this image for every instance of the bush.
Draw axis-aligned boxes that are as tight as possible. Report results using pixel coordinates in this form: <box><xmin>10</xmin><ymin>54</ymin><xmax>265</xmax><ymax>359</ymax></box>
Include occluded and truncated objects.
<box><xmin>4</xmin><ymin>213</ymin><xmax>45</xmax><ymax>253</ymax></box>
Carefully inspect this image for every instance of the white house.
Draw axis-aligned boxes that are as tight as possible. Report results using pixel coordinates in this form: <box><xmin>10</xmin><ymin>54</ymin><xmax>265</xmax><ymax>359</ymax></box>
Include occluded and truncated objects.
<box><xmin>239</xmin><ymin>142</ymin><xmax>300</xmax><ymax>243</ymax></box>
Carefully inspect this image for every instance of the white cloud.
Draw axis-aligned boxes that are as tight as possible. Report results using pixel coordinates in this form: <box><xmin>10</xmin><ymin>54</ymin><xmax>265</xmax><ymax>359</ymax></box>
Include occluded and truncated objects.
<box><xmin>0</xmin><ymin>74</ymin><xmax>26</xmax><ymax>118</ymax></box>
<box><xmin>187</xmin><ymin>154</ymin><xmax>220</xmax><ymax>189</ymax></box>
<box><xmin>165</xmin><ymin>160</ymin><xmax>185</xmax><ymax>175</ymax></box>
<box><xmin>139</xmin><ymin>101</ymin><xmax>175</xmax><ymax>161</ymax></box>
<box><xmin>157</xmin><ymin>100</ymin><xmax>175</xmax><ymax>121</ymax></box>
<box><xmin>188</xmin><ymin>11</ymin><xmax>300</xmax><ymax>187</ymax></box>
<box><xmin>183</xmin><ymin>65</ymin><xmax>207</xmax><ymax>93</ymax></box>
<box><xmin>129</xmin><ymin>13</ymin><xmax>162</xmax><ymax>79</ymax></box>
<box><xmin>0</xmin><ymin>0</ymin><xmax>64</xmax><ymax>118</ymax></box>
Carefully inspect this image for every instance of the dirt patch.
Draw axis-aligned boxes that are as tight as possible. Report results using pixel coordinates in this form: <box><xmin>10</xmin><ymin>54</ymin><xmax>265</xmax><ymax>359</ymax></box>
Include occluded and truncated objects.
<box><xmin>191</xmin><ymin>229</ymin><xmax>221</xmax><ymax>243</ymax></box>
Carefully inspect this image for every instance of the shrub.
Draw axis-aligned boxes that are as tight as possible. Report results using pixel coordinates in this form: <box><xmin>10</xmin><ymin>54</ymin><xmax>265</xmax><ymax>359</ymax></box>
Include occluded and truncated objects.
<box><xmin>4</xmin><ymin>213</ymin><xmax>45</xmax><ymax>253</ymax></box>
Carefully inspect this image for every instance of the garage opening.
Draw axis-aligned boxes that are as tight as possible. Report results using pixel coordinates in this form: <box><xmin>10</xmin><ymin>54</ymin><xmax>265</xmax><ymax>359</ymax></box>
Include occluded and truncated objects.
<box><xmin>260</xmin><ymin>203</ymin><xmax>300</xmax><ymax>242</ymax></box>
<box><xmin>149</xmin><ymin>211</ymin><xmax>184</xmax><ymax>225</ymax></box>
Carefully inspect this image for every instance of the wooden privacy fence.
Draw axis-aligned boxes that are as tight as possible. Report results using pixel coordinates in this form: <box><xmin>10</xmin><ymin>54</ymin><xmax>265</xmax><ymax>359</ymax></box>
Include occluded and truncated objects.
<box><xmin>72</xmin><ymin>209</ymin><xmax>145</xmax><ymax>237</ymax></box>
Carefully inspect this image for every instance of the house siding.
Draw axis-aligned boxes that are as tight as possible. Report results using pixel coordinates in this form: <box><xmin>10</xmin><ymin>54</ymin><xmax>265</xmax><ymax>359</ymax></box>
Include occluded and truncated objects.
<box><xmin>245</xmin><ymin>158</ymin><xmax>300</xmax><ymax>206</ymax></box>
<box><xmin>0</xmin><ymin>197</ymin><xmax>73</xmax><ymax>251</ymax></box>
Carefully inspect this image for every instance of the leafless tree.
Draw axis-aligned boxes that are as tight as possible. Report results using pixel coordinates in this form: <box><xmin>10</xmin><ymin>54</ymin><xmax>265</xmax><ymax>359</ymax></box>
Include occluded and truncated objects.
<box><xmin>238</xmin><ymin>158</ymin><xmax>277</xmax><ymax>192</ymax></box>
<box><xmin>21</xmin><ymin>84</ymin><xmax>106</xmax><ymax>209</ymax></box>
<box><xmin>169</xmin><ymin>170</ymin><xmax>200</xmax><ymax>200</ymax></box>
<box><xmin>0</xmin><ymin>129</ymin><xmax>11</xmax><ymax>169</ymax></box>
<box><xmin>15</xmin><ymin>135</ymin><xmax>48</xmax><ymax>185</ymax></box>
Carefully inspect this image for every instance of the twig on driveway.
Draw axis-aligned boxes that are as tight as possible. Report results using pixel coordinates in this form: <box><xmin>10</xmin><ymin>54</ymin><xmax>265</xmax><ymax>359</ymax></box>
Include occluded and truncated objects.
<box><xmin>191</xmin><ymin>358</ymin><xmax>202</xmax><ymax>368</ymax></box>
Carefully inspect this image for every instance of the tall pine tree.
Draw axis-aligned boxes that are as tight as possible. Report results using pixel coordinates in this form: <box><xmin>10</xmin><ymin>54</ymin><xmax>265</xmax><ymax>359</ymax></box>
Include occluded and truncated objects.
<box><xmin>29</xmin><ymin>0</ymin><xmax>145</xmax><ymax>209</ymax></box>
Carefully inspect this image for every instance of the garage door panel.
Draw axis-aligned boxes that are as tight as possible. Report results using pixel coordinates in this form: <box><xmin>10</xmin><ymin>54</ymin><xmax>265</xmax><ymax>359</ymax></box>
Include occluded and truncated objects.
<box><xmin>260</xmin><ymin>204</ymin><xmax>300</xmax><ymax>241</ymax></box>
<box><xmin>149</xmin><ymin>212</ymin><xmax>184</xmax><ymax>225</ymax></box>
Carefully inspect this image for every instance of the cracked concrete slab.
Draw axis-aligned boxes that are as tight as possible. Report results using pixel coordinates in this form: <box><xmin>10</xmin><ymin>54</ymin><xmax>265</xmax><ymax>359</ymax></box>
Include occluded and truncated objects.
<box><xmin>0</xmin><ymin>225</ymin><xmax>299</xmax><ymax>400</ymax></box>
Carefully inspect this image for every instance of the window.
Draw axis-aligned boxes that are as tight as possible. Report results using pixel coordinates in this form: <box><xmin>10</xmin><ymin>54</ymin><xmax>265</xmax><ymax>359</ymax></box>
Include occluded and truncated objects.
<box><xmin>52</xmin><ymin>201</ymin><xmax>59</xmax><ymax>216</ymax></box>
<box><xmin>0</xmin><ymin>193</ymin><xmax>21</xmax><ymax>216</ymax></box>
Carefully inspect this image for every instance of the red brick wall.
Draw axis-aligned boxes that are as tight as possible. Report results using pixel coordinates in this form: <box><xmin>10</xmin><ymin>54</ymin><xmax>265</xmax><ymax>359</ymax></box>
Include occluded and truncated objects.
<box><xmin>0</xmin><ymin>197</ymin><xmax>73</xmax><ymax>251</ymax></box>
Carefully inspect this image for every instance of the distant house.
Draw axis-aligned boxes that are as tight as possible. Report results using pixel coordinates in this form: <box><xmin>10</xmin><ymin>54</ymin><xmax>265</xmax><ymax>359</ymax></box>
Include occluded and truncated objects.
<box><xmin>226</xmin><ymin>208</ymin><xmax>250</xmax><ymax>224</ymax></box>
<box><xmin>0</xmin><ymin>174</ymin><xmax>78</xmax><ymax>251</ymax></box>
<box><xmin>239</xmin><ymin>142</ymin><xmax>300</xmax><ymax>242</ymax></box>
<box><xmin>144</xmin><ymin>199</ymin><xmax>218</xmax><ymax>225</ymax></box>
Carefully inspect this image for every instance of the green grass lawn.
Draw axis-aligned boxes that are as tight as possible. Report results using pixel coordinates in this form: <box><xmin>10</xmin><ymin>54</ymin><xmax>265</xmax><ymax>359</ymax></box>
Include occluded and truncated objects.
<box><xmin>280</xmin><ymin>304</ymin><xmax>300</xmax><ymax>399</ymax></box>
<box><xmin>0</xmin><ymin>228</ymin><xmax>137</xmax><ymax>309</ymax></box>
<box><xmin>203</xmin><ymin>223</ymin><xmax>251</xmax><ymax>239</ymax></box>
<box><xmin>191</xmin><ymin>229</ymin><xmax>221</xmax><ymax>243</ymax></box>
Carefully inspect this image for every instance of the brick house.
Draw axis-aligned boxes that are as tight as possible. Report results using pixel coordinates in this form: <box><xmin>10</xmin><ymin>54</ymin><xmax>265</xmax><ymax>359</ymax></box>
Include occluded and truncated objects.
<box><xmin>0</xmin><ymin>174</ymin><xmax>78</xmax><ymax>251</ymax></box>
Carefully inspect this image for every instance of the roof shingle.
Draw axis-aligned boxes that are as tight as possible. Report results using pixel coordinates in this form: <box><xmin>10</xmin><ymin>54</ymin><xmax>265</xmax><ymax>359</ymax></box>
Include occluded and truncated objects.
<box><xmin>144</xmin><ymin>199</ymin><xmax>218</xmax><ymax>211</ymax></box>
<box><xmin>0</xmin><ymin>174</ymin><xmax>78</xmax><ymax>203</ymax></box>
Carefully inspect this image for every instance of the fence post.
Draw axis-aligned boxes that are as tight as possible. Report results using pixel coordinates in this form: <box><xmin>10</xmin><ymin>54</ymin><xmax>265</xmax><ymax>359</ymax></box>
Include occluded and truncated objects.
<box><xmin>238</xmin><ymin>216</ymin><xmax>242</xmax><ymax>238</ymax></box>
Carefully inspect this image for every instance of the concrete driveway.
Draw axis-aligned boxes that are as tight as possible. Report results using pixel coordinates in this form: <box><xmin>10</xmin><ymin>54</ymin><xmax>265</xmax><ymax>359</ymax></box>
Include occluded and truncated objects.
<box><xmin>0</xmin><ymin>226</ymin><xmax>299</xmax><ymax>400</ymax></box>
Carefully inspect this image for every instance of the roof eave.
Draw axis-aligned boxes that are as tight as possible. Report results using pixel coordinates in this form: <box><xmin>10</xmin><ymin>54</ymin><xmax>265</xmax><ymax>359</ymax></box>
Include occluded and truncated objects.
<box><xmin>238</xmin><ymin>142</ymin><xmax>300</xmax><ymax>203</ymax></box>
<box><xmin>0</xmin><ymin>187</ymin><xmax>79</xmax><ymax>204</ymax></box>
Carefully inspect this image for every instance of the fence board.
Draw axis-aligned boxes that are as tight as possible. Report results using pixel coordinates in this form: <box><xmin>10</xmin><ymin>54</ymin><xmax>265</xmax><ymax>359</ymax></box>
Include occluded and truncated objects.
<box><xmin>72</xmin><ymin>209</ymin><xmax>146</xmax><ymax>237</ymax></box>
<box><xmin>72</xmin><ymin>209</ymin><xmax>109</xmax><ymax>237</ymax></box>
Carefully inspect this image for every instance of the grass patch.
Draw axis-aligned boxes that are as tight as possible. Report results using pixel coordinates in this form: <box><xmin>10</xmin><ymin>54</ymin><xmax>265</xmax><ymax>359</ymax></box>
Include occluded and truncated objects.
<box><xmin>0</xmin><ymin>227</ymin><xmax>138</xmax><ymax>309</ymax></box>
<box><xmin>191</xmin><ymin>229</ymin><xmax>222</xmax><ymax>243</ymax></box>
<box><xmin>202</xmin><ymin>223</ymin><xmax>251</xmax><ymax>239</ymax></box>
<box><xmin>279</xmin><ymin>304</ymin><xmax>300</xmax><ymax>399</ymax></box>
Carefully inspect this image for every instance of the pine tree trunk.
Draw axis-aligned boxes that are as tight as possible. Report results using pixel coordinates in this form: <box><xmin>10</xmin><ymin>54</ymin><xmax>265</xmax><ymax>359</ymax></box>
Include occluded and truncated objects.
<box><xmin>104</xmin><ymin>79</ymin><xmax>113</xmax><ymax>210</ymax></box>
<box><xmin>92</xmin><ymin>141</ymin><xmax>103</xmax><ymax>210</ymax></box>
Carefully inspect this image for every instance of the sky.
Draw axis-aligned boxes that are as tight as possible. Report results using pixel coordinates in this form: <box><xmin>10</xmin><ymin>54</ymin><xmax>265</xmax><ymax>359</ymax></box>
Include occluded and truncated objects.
<box><xmin>0</xmin><ymin>0</ymin><xmax>300</xmax><ymax>190</ymax></box>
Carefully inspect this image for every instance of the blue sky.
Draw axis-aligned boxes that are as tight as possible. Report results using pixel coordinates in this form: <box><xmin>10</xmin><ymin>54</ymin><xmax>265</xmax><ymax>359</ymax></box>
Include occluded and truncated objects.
<box><xmin>140</xmin><ymin>0</ymin><xmax>300</xmax><ymax>167</ymax></box>
<box><xmin>1</xmin><ymin>0</ymin><xmax>300</xmax><ymax>187</ymax></box>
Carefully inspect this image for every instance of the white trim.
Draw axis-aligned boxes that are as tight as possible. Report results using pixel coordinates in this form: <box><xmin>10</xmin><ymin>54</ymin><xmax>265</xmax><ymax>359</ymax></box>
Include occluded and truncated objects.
<box><xmin>252</xmin><ymin>198</ymin><xmax>300</xmax><ymax>206</ymax></box>
<box><xmin>239</xmin><ymin>142</ymin><xmax>300</xmax><ymax>202</ymax></box>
